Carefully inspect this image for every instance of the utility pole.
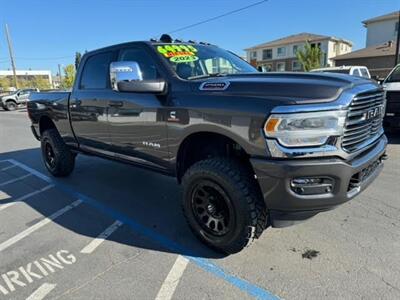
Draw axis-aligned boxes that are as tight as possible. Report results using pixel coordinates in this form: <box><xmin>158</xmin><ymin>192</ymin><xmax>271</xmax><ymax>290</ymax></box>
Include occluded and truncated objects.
<box><xmin>395</xmin><ymin>10</ymin><xmax>400</xmax><ymax>66</ymax></box>
<box><xmin>5</xmin><ymin>24</ymin><xmax>18</xmax><ymax>89</ymax></box>
<box><xmin>58</xmin><ymin>64</ymin><xmax>63</xmax><ymax>88</ymax></box>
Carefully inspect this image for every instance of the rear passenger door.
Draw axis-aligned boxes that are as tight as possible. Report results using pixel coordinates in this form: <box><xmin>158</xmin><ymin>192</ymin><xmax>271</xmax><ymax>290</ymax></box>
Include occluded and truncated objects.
<box><xmin>69</xmin><ymin>51</ymin><xmax>116</xmax><ymax>151</ymax></box>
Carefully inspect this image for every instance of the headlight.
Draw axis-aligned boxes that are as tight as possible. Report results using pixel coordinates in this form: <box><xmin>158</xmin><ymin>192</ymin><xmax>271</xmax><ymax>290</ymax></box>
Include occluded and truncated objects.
<box><xmin>264</xmin><ymin>111</ymin><xmax>347</xmax><ymax>147</ymax></box>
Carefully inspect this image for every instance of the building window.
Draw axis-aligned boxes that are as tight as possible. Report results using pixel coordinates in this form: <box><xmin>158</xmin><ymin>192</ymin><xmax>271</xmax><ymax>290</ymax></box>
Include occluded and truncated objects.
<box><xmin>277</xmin><ymin>47</ymin><xmax>286</xmax><ymax>57</ymax></box>
<box><xmin>292</xmin><ymin>60</ymin><xmax>301</xmax><ymax>71</ymax></box>
<box><xmin>276</xmin><ymin>62</ymin><xmax>285</xmax><ymax>71</ymax></box>
<box><xmin>262</xmin><ymin>49</ymin><xmax>272</xmax><ymax>60</ymax></box>
<box><xmin>251</xmin><ymin>51</ymin><xmax>257</xmax><ymax>59</ymax></box>
<box><xmin>293</xmin><ymin>45</ymin><xmax>299</xmax><ymax>55</ymax></box>
<box><xmin>395</xmin><ymin>22</ymin><xmax>399</xmax><ymax>34</ymax></box>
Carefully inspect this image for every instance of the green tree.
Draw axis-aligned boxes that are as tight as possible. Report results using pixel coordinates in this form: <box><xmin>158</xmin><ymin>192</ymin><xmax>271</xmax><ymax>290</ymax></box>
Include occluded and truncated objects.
<box><xmin>75</xmin><ymin>52</ymin><xmax>82</xmax><ymax>71</ymax></box>
<box><xmin>0</xmin><ymin>77</ymin><xmax>12</xmax><ymax>90</ymax></box>
<box><xmin>296</xmin><ymin>42</ymin><xmax>322</xmax><ymax>71</ymax></box>
<box><xmin>62</xmin><ymin>64</ymin><xmax>76</xmax><ymax>89</ymax></box>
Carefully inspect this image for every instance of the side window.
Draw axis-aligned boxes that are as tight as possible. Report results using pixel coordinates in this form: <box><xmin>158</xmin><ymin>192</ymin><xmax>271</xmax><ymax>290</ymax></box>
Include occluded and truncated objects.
<box><xmin>80</xmin><ymin>52</ymin><xmax>114</xmax><ymax>89</ymax></box>
<box><xmin>360</xmin><ymin>68</ymin><xmax>369</xmax><ymax>78</ymax></box>
<box><xmin>387</xmin><ymin>66</ymin><xmax>400</xmax><ymax>83</ymax></box>
<box><xmin>119</xmin><ymin>48</ymin><xmax>159</xmax><ymax>80</ymax></box>
<box><xmin>352</xmin><ymin>68</ymin><xmax>361</xmax><ymax>77</ymax></box>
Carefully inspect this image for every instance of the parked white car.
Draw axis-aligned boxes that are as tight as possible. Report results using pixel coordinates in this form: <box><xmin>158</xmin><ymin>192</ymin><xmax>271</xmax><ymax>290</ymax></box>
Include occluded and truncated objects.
<box><xmin>382</xmin><ymin>64</ymin><xmax>400</xmax><ymax>130</ymax></box>
<box><xmin>311</xmin><ymin>66</ymin><xmax>371</xmax><ymax>79</ymax></box>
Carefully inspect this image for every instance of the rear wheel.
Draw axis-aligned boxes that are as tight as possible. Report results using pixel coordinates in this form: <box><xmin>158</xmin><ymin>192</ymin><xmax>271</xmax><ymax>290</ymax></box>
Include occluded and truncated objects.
<box><xmin>182</xmin><ymin>158</ymin><xmax>268</xmax><ymax>254</ymax></box>
<box><xmin>41</xmin><ymin>129</ymin><xmax>75</xmax><ymax>177</ymax></box>
<box><xmin>5</xmin><ymin>101</ymin><xmax>17</xmax><ymax>111</ymax></box>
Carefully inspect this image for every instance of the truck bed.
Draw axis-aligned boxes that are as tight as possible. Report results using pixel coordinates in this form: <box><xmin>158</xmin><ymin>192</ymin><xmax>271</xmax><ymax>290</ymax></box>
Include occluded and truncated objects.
<box><xmin>28</xmin><ymin>91</ymin><xmax>71</xmax><ymax>124</ymax></box>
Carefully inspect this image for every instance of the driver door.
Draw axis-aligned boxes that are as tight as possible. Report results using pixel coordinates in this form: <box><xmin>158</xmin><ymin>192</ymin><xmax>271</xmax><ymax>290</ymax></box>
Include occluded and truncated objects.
<box><xmin>107</xmin><ymin>46</ymin><xmax>170</xmax><ymax>170</ymax></box>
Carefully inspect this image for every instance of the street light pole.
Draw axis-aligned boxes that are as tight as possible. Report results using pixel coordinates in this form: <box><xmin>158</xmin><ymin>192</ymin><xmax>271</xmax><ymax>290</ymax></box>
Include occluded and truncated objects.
<box><xmin>5</xmin><ymin>24</ymin><xmax>18</xmax><ymax>89</ymax></box>
<box><xmin>395</xmin><ymin>10</ymin><xmax>400</xmax><ymax>66</ymax></box>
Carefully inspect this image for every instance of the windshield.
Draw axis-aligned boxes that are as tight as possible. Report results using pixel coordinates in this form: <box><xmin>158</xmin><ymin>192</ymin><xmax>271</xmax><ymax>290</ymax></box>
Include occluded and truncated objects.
<box><xmin>153</xmin><ymin>44</ymin><xmax>257</xmax><ymax>80</ymax></box>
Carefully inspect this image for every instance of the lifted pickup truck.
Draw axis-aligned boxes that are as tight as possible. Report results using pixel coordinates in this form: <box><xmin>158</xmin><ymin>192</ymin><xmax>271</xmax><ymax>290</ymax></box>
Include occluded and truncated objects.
<box><xmin>28</xmin><ymin>36</ymin><xmax>387</xmax><ymax>253</ymax></box>
<box><xmin>1</xmin><ymin>88</ymin><xmax>38</xmax><ymax>111</ymax></box>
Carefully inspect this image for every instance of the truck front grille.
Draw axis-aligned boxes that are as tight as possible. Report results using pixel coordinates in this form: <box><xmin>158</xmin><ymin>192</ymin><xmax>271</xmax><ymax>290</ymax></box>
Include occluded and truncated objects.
<box><xmin>342</xmin><ymin>91</ymin><xmax>385</xmax><ymax>153</ymax></box>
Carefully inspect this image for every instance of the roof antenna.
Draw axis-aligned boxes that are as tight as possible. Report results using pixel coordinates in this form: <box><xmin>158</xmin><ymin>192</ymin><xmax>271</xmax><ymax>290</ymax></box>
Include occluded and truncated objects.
<box><xmin>159</xmin><ymin>34</ymin><xmax>173</xmax><ymax>43</ymax></box>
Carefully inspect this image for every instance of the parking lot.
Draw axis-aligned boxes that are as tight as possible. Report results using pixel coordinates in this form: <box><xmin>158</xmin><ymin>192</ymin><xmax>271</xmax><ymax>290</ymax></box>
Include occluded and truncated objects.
<box><xmin>0</xmin><ymin>109</ymin><xmax>399</xmax><ymax>300</ymax></box>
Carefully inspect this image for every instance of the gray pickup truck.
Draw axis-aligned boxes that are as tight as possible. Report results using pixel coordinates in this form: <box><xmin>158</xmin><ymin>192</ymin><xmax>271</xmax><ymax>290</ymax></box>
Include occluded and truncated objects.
<box><xmin>27</xmin><ymin>36</ymin><xmax>387</xmax><ymax>253</ymax></box>
<box><xmin>1</xmin><ymin>88</ymin><xmax>38</xmax><ymax>111</ymax></box>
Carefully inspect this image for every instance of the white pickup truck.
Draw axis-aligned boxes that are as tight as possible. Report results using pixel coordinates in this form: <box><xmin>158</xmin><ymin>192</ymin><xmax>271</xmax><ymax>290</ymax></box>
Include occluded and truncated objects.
<box><xmin>0</xmin><ymin>88</ymin><xmax>38</xmax><ymax>111</ymax></box>
<box><xmin>311</xmin><ymin>66</ymin><xmax>371</xmax><ymax>79</ymax></box>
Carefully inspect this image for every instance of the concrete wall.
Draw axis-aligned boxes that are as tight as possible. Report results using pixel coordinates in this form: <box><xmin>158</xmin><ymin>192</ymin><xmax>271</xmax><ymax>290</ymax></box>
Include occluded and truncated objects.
<box><xmin>366</xmin><ymin>19</ymin><xmax>398</xmax><ymax>47</ymax></box>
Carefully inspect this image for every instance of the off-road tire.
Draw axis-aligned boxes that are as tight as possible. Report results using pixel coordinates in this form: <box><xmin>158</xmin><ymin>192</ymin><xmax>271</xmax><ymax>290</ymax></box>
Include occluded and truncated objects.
<box><xmin>182</xmin><ymin>158</ymin><xmax>268</xmax><ymax>254</ymax></box>
<box><xmin>41</xmin><ymin>128</ymin><xmax>75</xmax><ymax>177</ymax></box>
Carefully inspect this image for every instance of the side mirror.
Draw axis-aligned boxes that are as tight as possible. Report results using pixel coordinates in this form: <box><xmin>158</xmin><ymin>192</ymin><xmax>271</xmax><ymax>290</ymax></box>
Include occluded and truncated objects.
<box><xmin>110</xmin><ymin>61</ymin><xmax>166</xmax><ymax>94</ymax></box>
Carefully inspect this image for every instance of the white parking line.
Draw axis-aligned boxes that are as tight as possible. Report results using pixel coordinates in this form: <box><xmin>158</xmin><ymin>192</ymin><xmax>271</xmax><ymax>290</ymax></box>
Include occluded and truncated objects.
<box><xmin>155</xmin><ymin>255</ymin><xmax>189</xmax><ymax>300</ymax></box>
<box><xmin>0</xmin><ymin>185</ymin><xmax>54</xmax><ymax>212</ymax></box>
<box><xmin>26</xmin><ymin>283</ymin><xmax>56</xmax><ymax>300</ymax></box>
<box><xmin>0</xmin><ymin>174</ymin><xmax>31</xmax><ymax>187</ymax></box>
<box><xmin>80</xmin><ymin>220</ymin><xmax>123</xmax><ymax>254</ymax></box>
<box><xmin>1</xmin><ymin>165</ymin><xmax>16</xmax><ymax>172</ymax></box>
<box><xmin>0</xmin><ymin>199</ymin><xmax>82</xmax><ymax>252</ymax></box>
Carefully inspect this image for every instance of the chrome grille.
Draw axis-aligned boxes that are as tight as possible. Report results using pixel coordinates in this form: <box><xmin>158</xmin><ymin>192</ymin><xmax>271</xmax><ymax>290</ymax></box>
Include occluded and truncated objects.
<box><xmin>342</xmin><ymin>91</ymin><xmax>385</xmax><ymax>152</ymax></box>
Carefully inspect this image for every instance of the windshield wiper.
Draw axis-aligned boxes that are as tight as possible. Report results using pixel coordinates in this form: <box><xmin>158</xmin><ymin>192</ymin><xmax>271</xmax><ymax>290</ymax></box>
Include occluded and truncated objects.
<box><xmin>188</xmin><ymin>72</ymin><xmax>227</xmax><ymax>80</ymax></box>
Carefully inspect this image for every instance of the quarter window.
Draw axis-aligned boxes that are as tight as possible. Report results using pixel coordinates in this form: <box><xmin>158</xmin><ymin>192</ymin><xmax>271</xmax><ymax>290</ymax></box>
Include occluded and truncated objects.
<box><xmin>80</xmin><ymin>52</ymin><xmax>114</xmax><ymax>89</ymax></box>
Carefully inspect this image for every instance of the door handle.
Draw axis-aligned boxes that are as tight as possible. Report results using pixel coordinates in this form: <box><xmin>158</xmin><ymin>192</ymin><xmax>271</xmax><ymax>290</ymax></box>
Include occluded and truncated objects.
<box><xmin>109</xmin><ymin>101</ymin><xmax>124</xmax><ymax>107</ymax></box>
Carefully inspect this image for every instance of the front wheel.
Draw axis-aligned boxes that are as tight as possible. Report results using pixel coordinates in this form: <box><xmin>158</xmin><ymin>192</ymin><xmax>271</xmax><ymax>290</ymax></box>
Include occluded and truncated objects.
<box><xmin>182</xmin><ymin>158</ymin><xmax>268</xmax><ymax>254</ymax></box>
<box><xmin>41</xmin><ymin>129</ymin><xmax>75</xmax><ymax>177</ymax></box>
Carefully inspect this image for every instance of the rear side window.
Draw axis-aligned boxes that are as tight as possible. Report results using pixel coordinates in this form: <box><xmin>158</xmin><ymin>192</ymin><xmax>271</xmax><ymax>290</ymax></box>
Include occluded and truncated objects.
<box><xmin>80</xmin><ymin>52</ymin><xmax>114</xmax><ymax>89</ymax></box>
<box><xmin>119</xmin><ymin>48</ymin><xmax>159</xmax><ymax>80</ymax></box>
<box><xmin>352</xmin><ymin>68</ymin><xmax>361</xmax><ymax>77</ymax></box>
<box><xmin>360</xmin><ymin>68</ymin><xmax>369</xmax><ymax>78</ymax></box>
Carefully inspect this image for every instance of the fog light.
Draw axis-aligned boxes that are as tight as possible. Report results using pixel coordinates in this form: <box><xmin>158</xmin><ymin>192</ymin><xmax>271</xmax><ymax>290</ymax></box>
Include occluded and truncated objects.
<box><xmin>291</xmin><ymin>177</ymin><xmax>334</xmax><ymax>195</ymax></box>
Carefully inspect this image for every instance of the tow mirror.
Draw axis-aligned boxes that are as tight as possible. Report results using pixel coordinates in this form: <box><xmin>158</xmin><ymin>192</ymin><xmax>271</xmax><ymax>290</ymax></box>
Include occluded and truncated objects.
<box><xmin>110</xmin><ymin>61</ymin><xmax>166</xmax><ymax>94</ymax></box>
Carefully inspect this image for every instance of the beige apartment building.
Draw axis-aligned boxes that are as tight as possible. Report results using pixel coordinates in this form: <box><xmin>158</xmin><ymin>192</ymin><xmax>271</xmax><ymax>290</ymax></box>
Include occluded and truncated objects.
<box><xmin>245</xmin><ymin>32</ymin><xmax>353</xmax><ymax>72</ymax></box>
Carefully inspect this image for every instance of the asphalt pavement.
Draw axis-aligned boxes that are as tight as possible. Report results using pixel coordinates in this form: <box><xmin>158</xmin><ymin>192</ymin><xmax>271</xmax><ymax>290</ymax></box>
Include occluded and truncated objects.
<box><xmin>0</xmin><ymin>108</ymin><xmax>399</xmax><ymax>300</ymax></box>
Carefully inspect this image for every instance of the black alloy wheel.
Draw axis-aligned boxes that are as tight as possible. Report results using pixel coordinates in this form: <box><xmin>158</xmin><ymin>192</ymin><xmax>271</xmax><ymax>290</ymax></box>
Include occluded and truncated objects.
<box><xmin>191</xmin><ymin>180</ymin><xmax>233</xmax><ymax>237</ymax></box>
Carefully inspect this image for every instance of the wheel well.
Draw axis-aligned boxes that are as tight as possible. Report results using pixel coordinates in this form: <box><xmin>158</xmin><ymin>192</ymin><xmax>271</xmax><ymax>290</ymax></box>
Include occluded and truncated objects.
<box><xmin>5</xmin><ymin>99</ymin><xmax>17</xmax><ymax>104</ymax></box>
<box><xmin>176</xmin><ymin>132</ymin><xmax>252</xmax><ymax>182</ymax></box>
<box><xmin>39</xmin><ymin>116</ymin><xmax>56</xmax><ymax>135</ymax></box>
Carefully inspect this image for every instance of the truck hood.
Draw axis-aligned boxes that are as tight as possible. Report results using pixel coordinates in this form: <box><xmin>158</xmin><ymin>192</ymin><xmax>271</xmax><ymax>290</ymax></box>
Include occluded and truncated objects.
<box><xmin>194</xmin><ymin>72</ymin><xmax>379</xmax><ymax>104</ymax></box>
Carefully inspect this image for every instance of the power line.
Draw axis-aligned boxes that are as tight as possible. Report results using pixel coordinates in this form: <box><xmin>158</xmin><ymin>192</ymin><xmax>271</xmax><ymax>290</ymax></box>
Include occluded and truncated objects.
<box><xmin>15</xmin><ymin>55</ymin><xmax>74</xmax><ymax>61</ymax></box>
<box><xmin>166</xmin><ymin>0</ymin><xmax>268</xmax><ymax>35</ymax></box>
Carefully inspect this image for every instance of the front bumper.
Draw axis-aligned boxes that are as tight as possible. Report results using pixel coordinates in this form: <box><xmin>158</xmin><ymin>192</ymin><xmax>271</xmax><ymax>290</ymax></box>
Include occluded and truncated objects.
<box><xmin>250</xmin><ymin>134</ymin><xmax>387</xmax><ymax>228</ymax></box>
